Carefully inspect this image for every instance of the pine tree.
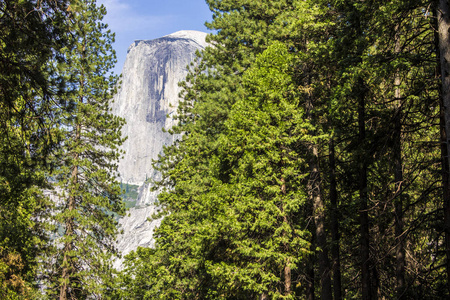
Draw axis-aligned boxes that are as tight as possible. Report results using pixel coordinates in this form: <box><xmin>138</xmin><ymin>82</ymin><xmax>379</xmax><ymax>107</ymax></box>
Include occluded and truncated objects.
<box><xmin>327</xmin><ymin>0</ymin><xmax>444</xmax><ymax>297</ymax></box>
<box><xmin>0</xmin><ymin>1</ymin><xmax>73</xmax><ymax>297</ymax></box>
<box><xmin>117</xmin><ymin>1</ymin><xmax>302</xmax><ymax>298</ymax></box>
<box><xmin>436</xmin><ymin>0</ymin><xmax>450</xmax><ymax>293</ymax></box>
<box><xmin>217</xmin><ymin>42</ymin><xmax>312</xmax><ymax>299</ymax></box>
<box><xmin>41</xmin><ymin>1</ymin><xmax>125</xmax><ymax>298</ymax></box>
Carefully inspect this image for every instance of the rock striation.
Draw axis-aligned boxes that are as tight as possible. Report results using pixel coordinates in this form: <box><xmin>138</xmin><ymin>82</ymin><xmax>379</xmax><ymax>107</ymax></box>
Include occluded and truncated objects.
<box><xmin>112</xmin><ymin>30</ymin><xmax>207</xmax><ymax>186</ymax></box>
<box><xmin>112</xmin><ymin>30</ymin><xmax>207</xmax><ymax>263</ymax></box>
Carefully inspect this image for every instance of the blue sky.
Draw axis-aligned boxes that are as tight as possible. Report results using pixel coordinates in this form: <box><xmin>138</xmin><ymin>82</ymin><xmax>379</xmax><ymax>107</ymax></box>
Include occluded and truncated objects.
<box><xmin>98</xmin><ymin>0</ymin><xmax>213</xmax><ymax>74</ymax></box>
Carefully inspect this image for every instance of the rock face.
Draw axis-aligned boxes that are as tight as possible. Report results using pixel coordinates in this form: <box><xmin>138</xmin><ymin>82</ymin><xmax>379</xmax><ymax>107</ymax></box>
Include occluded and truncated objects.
<box><xmin>112</xmin><ymin>31</ymin><xmax>207</xmax><ymax>263</ymax></box>
<box><xmin>112</xmin><ymin>30</ymin><xmax>207</xmax><ymax>186</ymax></box>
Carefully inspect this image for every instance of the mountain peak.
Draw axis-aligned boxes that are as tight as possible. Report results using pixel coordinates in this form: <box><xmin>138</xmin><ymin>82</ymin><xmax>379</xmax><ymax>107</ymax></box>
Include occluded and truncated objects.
<box><xmin>128</xmin><ymin>30</ymin><xmax>208</xmax><ymax>53</ymax></box>
<box><xmin>163</xmin><ymin>30</ymin><xmax>208</xmax><ymax>47</ymax></box>
<box><xmin>116</xmin><ymin>31</ymin><xmax>206</xmax><ymax>186</ymax></box>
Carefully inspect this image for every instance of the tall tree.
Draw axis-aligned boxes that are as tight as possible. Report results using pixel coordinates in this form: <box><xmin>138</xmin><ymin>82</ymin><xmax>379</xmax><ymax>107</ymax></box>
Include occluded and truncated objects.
<box><xmin>0</xmin><ymin>0</ymin><xmax>72</xmax><ymax>297</ymax></box>
<box><xmin>41</xmin><ymin>1</ymin><xmax>125</xmax><ymax>298</ymax></box>
<box><xmin>436</xmin><ymin>0</ymin><xmax>450</xmax><ymax>293</ymax></box>
<box><xmin>215</xmin><ymin>42</ymin><xmax>311</xmax><ymax>299</ymax></box>
<box><xmin>330</xmin><ymin>1</ymin><xmax>444</xmax><ymax>297</ymax></box>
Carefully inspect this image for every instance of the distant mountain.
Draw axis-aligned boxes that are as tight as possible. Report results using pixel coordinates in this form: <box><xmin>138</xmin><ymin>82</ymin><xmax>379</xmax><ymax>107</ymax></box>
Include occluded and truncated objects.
<box><xmin>112</xmin><ymin>30</ymin><xmax>208</xmax><ymax>263</ymax></box>
<box><xmin>113</xmin><ymin>30</ymin><xmax>208</xmax><ymax>186</ymax></box>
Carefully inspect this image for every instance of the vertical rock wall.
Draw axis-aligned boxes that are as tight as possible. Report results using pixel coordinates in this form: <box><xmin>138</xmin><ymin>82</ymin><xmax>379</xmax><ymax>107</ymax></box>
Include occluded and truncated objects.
<box><xmin>112</xmin><ymin>31</ymin><xmax>207</xmax><ymax>261</ymax></box>
<box><xmin>112</xmin><ymin>30</ymin><xmax>207</xmax><ymax>186</ymax></box>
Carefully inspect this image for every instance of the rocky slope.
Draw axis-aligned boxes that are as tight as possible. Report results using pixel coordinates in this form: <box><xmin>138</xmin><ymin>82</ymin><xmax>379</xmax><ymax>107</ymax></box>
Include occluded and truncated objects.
<box><xmin>112</xmin><ymin>30</ymin><xmax>207</xmax><ymax>263</ymax></box>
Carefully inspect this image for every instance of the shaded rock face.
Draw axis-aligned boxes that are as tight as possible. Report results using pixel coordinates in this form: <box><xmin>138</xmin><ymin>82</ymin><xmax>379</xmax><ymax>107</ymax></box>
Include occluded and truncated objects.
<box><xmin>112</xmin><ymin>31</ymin><xmax>207</xmax><ymax>264</ymax></box>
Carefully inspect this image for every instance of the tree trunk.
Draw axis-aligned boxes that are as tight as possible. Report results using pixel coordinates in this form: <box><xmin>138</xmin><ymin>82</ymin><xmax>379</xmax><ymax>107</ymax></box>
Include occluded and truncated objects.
<box><xmin>59</xmin><ymin>124</ymin><xmax>80</xmax><ymax>300</ymax></box>
<box><xmin>281</xmin><ymin>177</ymin><xmax>292</xmax><ymax>296</ymax></box>
<box><xmin>441</xmin><ymin>83</ymin><xmax>450</xmax><ymax>299</ymax></box>
<box><xmin>393</xmin><ymin>27</ymin><xmax>406</xmax><ymax>299</ymax></box>
<box><xmin>309</xmin><ymin>143</ymin><xmax>332</xmax><ymax>300</ymax></box>
<box><xmin>59</xmin><ymin>168</ymin><xmax>77</xmax><ymax>300</ymax></box>
<box><xmin>304</xmin><ymin>72</ymin><xmax>332</xmax><ymax>299</ymax></box>
<box><xmin>306</xmin><ymin>231</ymin><xmax>315</xmax><ymax>300</ymax></box>
<box><xmin>437</xmin><ymin>0</ymin><xmax>450</xmax><ymax>293</ymax></box>
<box><xmin>358</xmin><ymin>84</ymin><xmax>373</xmax><ymax>300</ymax></box>
<box><xmin>284</xmin><ymin>256</ymin><xmax>292</xmax><ymax>295</ymax></box>
<box><xmin>329</xmin><ymin>139</ymin><xmax>342</xmax><ymax>300</ymax></box>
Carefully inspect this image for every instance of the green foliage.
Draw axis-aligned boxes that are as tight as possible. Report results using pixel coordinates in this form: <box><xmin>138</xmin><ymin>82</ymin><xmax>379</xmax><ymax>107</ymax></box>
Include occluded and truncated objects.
<box><xmin>0</xmin><ymin>0</ymin><xmax>73</xmax><ymax>296</ymax></box>
<box><xmin>119</xmin><ymin>2</ymin><xmax>317</xmax><ymax>298</ymax></box>
<box><xmin>37</xmin><ymin>0</ymin><xmax>126</xmax><ymax>298</ymax></box>
<box><xmin>1</xmin><ymin>0</ymin><xmax>126</xmax><ymax>297</ymax></box>
<box><xmin>2</xmin><ymin>0</ymin><xmax>450</xmax><ymax>298</ymax></box>
<box><xmin>119</xmin><ymin>0</ymin><xmax>450</xmax><ymax>299</ymax></box>
<box><xmin>120</xmin><ymin>183</ymin><xmax>139</xmax><ymax>207</ymax></box>
<box><xmin>214</xmin><ymin>42</ymin><xmax>311</xmax><ymax>299</ymax></box>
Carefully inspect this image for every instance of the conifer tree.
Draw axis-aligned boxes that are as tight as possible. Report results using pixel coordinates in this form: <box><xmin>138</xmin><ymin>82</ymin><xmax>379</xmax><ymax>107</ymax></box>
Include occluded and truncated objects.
<box><xmin>216</xmin><ymin>42</ymin><xmax>311</xmax><ymax>299</ymax></box>
<box><xmin>117</xmin><ymin>1</ymin><xmax>301</xmax><ymax>298</ymax></box>
<box><xmin>327</xmin><ymin>1</ymin><xmax>444</xmax><ymax>297</ymax></box>
<box><xmin>41</xmin><ymin>1</ymin><xmax>125</xmax><ymax>298</ymax></box>
<box><xmin>0</xmin><ymin>0</ymin><xmax>72</xmax><ymax>297</ymax></box>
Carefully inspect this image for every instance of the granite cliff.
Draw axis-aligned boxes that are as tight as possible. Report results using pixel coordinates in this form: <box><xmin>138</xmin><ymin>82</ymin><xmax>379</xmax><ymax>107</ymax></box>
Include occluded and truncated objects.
<box><xmin>113</xmin><ymin>30</ymin><xmax>207</xmax><ymax>186</ymax></box>
<box><xmin>112</xmin><ymin>30</ymin><xmax>207</xmax><ymax>262</ymax></box>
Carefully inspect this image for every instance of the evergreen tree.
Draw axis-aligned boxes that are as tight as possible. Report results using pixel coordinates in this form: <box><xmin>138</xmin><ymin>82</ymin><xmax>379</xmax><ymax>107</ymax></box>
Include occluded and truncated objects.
<box><xmin>0</xmin><ymin>0</ymin><xmax>72</xmax><ymax>297</ymax></box>
<box><xmin>435</xmin><ymin>0</ymin><xmax>450</xmax><ymax>293</ymax></box>
<box><xmin>117</xmin><ymin>1</ymin><xmax>301</xmax><ymax>298</ymax></box>
<box><xmin>41</xmin><ymin>1</ymin><xmax>125</xmax><ymax>298</ymax></box>
<box><xmin>326</xmin><ymin>0</ymin><xmax>444</xmax><ymax>297</ymax></box>
<box><xmin>217</xmin><ymin>42</ymin><xmax>312</xmax><ymax>299</ymax></box>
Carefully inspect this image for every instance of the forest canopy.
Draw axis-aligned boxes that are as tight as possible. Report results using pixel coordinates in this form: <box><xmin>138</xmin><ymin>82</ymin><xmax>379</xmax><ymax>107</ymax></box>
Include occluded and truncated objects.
<box><xmin>3</xmin><ymin>0</ymin><xmax>450</xmax><ymax>299</ymax></box>
<box><xmin>118</xmin><ymin>0</ymin><xmax>450</xmax><ymax>299</ymax></box>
